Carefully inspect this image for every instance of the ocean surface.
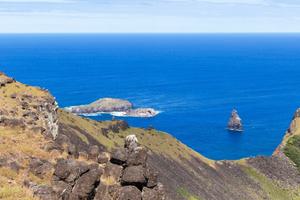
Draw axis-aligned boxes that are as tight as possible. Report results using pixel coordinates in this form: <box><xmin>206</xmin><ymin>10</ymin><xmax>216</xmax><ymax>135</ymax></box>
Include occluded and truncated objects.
<box><xmin>1</xmin><ymin>34</ymin><xmax>300</xmax><ymax>160</ymax></box>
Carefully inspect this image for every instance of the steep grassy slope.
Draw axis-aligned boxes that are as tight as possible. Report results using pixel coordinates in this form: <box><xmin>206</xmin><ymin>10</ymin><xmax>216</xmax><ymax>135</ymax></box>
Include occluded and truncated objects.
<box><xmin>58</xmin><ymin>96</ymin><xmax>300</xmax><ymax>200</ymax></box>
<box><xmin>1</xmin><ymin>72</ymin><xmax>300</xmax><ymax>200</ymax></box>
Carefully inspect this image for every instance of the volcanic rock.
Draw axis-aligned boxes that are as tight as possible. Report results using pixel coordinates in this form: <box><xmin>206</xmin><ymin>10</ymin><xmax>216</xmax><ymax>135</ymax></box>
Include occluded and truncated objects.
<box><xmin>121</xmin><ymin>165</ymin><xmax>146</xmax><ymax>185</ymax></box>
<box><xmin>227</xmin><ymin>109</ymin><xmax>243</xmax><ymax>132</ymax></box>
<box><xmin>118</xmin><ymin>186</ymin><xmax>142</xmax><ymax>200</ymax></box>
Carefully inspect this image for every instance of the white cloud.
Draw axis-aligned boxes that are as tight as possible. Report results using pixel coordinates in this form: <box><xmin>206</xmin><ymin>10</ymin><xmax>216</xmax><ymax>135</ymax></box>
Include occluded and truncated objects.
<box><xmin>0</xmin><ymin>0</ymin><xmax>74</xmax><ymax>3</ymax></box>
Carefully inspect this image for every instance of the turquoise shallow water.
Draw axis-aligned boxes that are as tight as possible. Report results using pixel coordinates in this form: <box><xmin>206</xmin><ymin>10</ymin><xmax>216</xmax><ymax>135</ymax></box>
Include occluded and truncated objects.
<box><xmin>1</xmin><ymin>34</ymin><xmax>300</xmax><ymax>160</ymax></box>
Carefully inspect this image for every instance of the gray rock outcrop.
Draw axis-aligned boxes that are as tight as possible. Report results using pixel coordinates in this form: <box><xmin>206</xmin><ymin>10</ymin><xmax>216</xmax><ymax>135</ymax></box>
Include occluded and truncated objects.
<box><xmin>227</xmin><ymin>109</ymin><xmax>243</xmax><ymax>132</ymax></box>
<box><xmin>65</xmin><ymin>98</ymin><xmax>160</xmax><ymax>118</ymax></box>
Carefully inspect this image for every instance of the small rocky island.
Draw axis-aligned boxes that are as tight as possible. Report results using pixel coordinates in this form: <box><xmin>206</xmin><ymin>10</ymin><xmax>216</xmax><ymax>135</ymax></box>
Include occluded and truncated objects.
<box><xmin>65</xmin><ymin>98</ymin><xmax>160</xmax><ymax>118</ymax></box>
<box><xmin>227</xmin><ymin>109</ymin><xmax>243</xmax><ymax>132</ymax></box>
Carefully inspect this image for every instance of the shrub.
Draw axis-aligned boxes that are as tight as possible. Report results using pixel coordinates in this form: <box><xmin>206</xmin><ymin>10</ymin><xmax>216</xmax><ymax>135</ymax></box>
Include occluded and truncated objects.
<box><xmin>284</xmin><ymin>135</ymin><xmax>300</xmax><ymax>170</ymax></box>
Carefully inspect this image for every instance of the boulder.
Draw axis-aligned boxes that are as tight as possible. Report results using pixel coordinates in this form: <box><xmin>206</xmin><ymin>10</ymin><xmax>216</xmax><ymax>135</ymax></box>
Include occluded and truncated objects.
<box><xmin>144</xmin><ymin>167</ymin><xmax>158</xmax><ymax>188</ymax></box>
<box><xmin>53</xmin><ymin>159</ymin><xmax>89</xmax><ymax>183</ymax></box>
<box><xmin>29</xmin><ymin>158</ymin><xmax>53</xmax><ymax>178</ymax></box>
<box><xmin>118</xmin><ymin>186</ymin><xmax>142</xmax><ymax>200</ymax></box>
<box><xmin>51</xmin><ymin>180</ymin><xmax>72</xmax><ymax>198</ymax></box>
<box><xmin>97</xmin><ymin>152</ymin><xmax>110</xmax><ymax>164</ymax></box>
<box><xmin>142</xmin><ymin>187</ymin><xmax>158</xmax><ymax>200</ymax></box>
<box><xmin>126</xmin><ymin>147</ymin><xmax>147</xmax><ymax>166</ymax></box>
<box><xmin>108</xmin><ymin>120</ymin><xmax>129</xmax><ymax>133</ymax></box>
<box><xmin>67</xmin><ymin>144</ymin><xmax>78</xmax><ymax>158</ymax></box>
<box><xmin>78</xmin><ymin>151</ymin><xmax>89</xmax><ymax>160</ymax></box>
<box><xmin>101</xmin><ymin>163</ymin><xmax>123</xmax><ymax>184</ymax></box>
<box><xmin>24</xmin><ymin>181</ymin><xmax>57</xmax><ymax>200</ymax></box>
<box><xmin>121</xmin><ymin>165</ymin><xmax>146</xmax><ymax>185</ymax></box>
<box><xmin>111</xmin><ymin>148</ymin><xmax>127</xmax><ymax>165</ymax></box>
<box><xmin>94</xmin><ymin>184</ymin><xmax>121</xmax><ymax>200</ymax></box>
<box><xmin>142</xmin><ymin>186</ymin><xmax>165</xmax><ymax>200</ymax></box>
<box><xmin>88</xmin><ymin>145</ymin><xmax>100</xmax><ymax>161</ymax></box>
<box><xmin>71</xmin><ymin>168</ymin><xmax>102</xmax><ymax>199</ymax></box>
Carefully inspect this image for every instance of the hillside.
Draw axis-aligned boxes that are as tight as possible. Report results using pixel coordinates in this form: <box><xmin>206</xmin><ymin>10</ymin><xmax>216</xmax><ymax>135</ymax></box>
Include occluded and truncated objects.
<box><xmin>1</xmin><ymin>72</ymin><xmax>300</xmax><ymax>200</ymax></box>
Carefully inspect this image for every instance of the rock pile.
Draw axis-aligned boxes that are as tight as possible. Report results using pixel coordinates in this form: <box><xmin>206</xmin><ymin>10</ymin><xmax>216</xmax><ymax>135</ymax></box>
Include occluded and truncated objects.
<box><xmin>25</xmin><ymin>134</ymin><xmax>165</xmax><ymax>200</ymax></box>
<box><xmin>95</xmin><ymin>134</ymin><xmax>165</xmax><ymax>200</ymax></box>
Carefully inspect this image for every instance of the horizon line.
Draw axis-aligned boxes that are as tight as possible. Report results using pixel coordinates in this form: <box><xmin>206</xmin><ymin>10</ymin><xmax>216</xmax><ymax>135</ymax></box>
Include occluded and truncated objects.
<box><xmin>1</xmin><ymin>32</ymin><xmax>300</xmax><ymax>34</ymax></box>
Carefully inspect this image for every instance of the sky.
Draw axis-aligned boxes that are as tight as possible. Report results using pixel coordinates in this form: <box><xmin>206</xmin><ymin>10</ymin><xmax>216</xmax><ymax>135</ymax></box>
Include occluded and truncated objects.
<box><xmin>0</xmin><ymin>0</ymin><xmax>300</xmax><ymax>33</ymax></box>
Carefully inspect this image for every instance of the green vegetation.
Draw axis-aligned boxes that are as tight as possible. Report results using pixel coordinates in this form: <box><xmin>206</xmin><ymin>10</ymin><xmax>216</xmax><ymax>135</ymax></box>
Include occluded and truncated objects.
<box><xmin>177</xmin><ymin>187</ymin><xmax>201</xmax><ymax>200</ymax></box>
<box><xmin>243</xmin><ymin>166</ymin><xmax>295</xmax><ymax>200</ymax></box>
<box><xmin>284</xmin><ymin>135</ymin><xmax>300</xmax><ymax>171</ymax></box>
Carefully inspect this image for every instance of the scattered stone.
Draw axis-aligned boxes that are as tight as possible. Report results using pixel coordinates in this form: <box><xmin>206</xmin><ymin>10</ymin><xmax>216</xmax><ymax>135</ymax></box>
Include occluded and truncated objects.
<box><xmin>111</xmin><ymin>148</ymin><xmax>127</xmax><ymax>165</ymax></box>
<box><xmin>97</xmin><ymin>152</ymin><xmax>110</xmax><ymax>164</ymax></box>
<box><xmin>24</xmin><ymin>181</ymin><xmax>57</xmax><ymax>200</ymax></box>
<box><xmin>71</xmin><ymin>168</ymin><xmax>102</xmax><ymax>199</ymax></box>
<box><xmin>144</xmin><ymin>167</ymin><xmax>158</xmax><ymax>188</ymax></box>
<box><xmin>67</xmin><ymin>144</ymin><xmax>79</xmax><ymax>158</ymax></box>
<box><xmin>102</xmin><ymin>163</ymin><xmax>123</xmax><ymax>184</ymax></box>
<box><xmin>119</xmin><ymin>186</ymin><xmax>142</xmax><ymax>200</ymax></box>
<box><xmin>29</xmin><ymin>158</ymin><xmax>53</xmax><ymax>178</ymax></box>
<box><xmin>142</xmin><ymin>187</ymin><xmax>159</xmax><ymax>200</ymax></box>
<box><xmin>126</xmin><ymin>147</ymin><xmax>147</xmax><ymax>167</ymax></box>
<box><xmin>53</xmin><ymin>159</ymin><xmax>89</xmax><ymax>183</ymax></box>
<box><xmin>79</xmin><ymin>151</ymin><xmax>89</xmax><ymax>160</ymax></box>
<box><xmin>10</xmin><ymin>93</ymin><xmax>17</xmax><ymax>99</ymax></box>
<box><xmin>94</xmin><ymin>184</ymin><xmax>121</xmax><ymax>200</ymax></box>
<box><xmin>121</xmin><ymin>165</ymin><xmax>146</xmax><ymax>186</ymax></box>
<box><xmin>88</xmin><ymin>145</ymin><xmax>100</xmax><ymax>161</ymax></box>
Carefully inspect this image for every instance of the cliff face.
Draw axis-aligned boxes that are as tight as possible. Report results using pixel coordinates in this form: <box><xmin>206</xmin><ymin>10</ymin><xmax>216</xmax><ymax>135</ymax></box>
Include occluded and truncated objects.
<box><xmin>1</xmin><ymin>72</ymin><xmax>300</xmax><ymax>200</ymax></box>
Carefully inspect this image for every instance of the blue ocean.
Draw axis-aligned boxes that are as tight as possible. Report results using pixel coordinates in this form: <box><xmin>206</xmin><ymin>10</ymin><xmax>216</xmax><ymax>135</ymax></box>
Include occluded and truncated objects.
<box><xmin>1</xmin><ymin>34</ymin><xmax>300</xmax><ymax>160</ymax></box>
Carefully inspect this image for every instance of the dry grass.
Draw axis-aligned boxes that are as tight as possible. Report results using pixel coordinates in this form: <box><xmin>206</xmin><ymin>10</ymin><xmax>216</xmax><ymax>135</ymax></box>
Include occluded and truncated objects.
<box><xmin>0</xmin><ymin>184</ymin><xmax>38</xmax><ymax>200</ymax></box>
<box><xmin>100</xmin><ymin>176</ymin><xmax>118</xmax><ymax>186</ymax></box>
<box><xmin>0</xmin><ymin>127</ymin><xmax>54</xmax><ymax>162</ymax></box>
<box><xmin>0</xmin><ymin>126</ymin><xmax>62</xmax><ymax>195</ymax></box>
<box><xmin>0</xmin><ymin>167</ymin><xmax>38</xmax><ymax>200</ymax></box>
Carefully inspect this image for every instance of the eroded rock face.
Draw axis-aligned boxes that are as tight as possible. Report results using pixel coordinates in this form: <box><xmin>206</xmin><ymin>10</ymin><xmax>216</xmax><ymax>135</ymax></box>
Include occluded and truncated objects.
<box><xmin>227</xmin><ymin>109</ymin><xmax>243</xmax><ymax>132</ymax></box>
<box><xmin>0</xmin><ymin>73</ymin><xmax>59</xmax><ymax>139</ymax></box>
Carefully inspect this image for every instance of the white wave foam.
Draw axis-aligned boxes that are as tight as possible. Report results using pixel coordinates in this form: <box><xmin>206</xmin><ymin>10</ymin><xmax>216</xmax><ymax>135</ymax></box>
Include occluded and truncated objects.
<box><xmin>65</xmin><ymin>110</ymin><xmax>162</xmax><ymax>118</ymax></box>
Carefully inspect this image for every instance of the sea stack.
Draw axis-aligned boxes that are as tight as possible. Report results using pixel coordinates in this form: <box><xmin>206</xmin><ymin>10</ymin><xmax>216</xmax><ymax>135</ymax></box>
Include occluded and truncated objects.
<box><xmin>227</xmin><ymin>109</ymin><xmax>243</xmax><ymax>132</ymax></box>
